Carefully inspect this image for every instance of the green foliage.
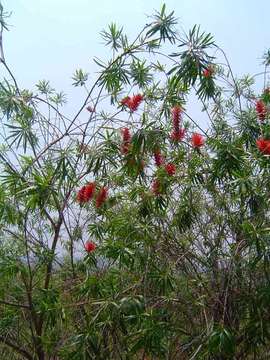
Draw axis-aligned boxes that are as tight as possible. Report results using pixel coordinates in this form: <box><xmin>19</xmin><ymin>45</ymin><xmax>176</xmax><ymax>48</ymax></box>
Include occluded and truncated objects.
<box><xmin>0</xmin><ymin>2</ymin><xmax>270</xmax><ymax>359</ymax></box>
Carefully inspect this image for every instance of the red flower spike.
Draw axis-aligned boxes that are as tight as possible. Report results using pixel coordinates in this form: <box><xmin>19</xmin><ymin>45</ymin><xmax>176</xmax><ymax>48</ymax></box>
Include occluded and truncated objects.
<box><xmin>128</xmin><ymin>94</ymin><xmax>144</xmax><ymax>112</ymax></box>
<box><xmin>96</xmin><ymin>186</ymin><xmax>108</xmax><ymax>208</ymax></box>
<box><xmin>256</xmin><ymin>138</ymin><xmax>270</xmax><ymax>155</ymax></box>
<box><xmin>191</xmin><ymin>133</ymin><xmax>205</xmax><ymax>148</ymax></box>
<box><xmin>171</xmin><ymin>105</ymin><xmax>182</xmax><ymax>132</ymax></box>
<box><xmin>77</xmin><ymin>186</ymin><xmax>87</xmax><ymax>203</ymax></box>
<box><xmin>77</xmin><ymin>183</ymin><xmax>96</xmax><ymax>203</ymax></box>
<box><xmin>121</xmin><ymin>144</ymin><xmax>130</xmax><ymax>155</ymax></box>
<box><xmin>84</xmin><ymin>182</ymin><xmax>96</xmax><ymax>201</ymax></box>
<box><xmin>151</xmin><ymin>179</ymin><xmax>161</xmax><ymax>196</ymax></box>
<box><xmin>165</xmin><ymin>163</ymin><xmax>176</xmax><ymax>176</ymax></box>
<box><xmin>121</xmin><ymin>127</ymin><xmax>131</xmax><ymax>142</ymax></box>
<box><xmin>171</xmin><ymin>128</ymin><xmax>186</xmax><ymax>142</ymax></box>
<box><xmin>121</xmin><ymin>127</ymin><xmax>131</xmax><ymax>154</ymax></box>
<box><xmin>120</xmin><ymin>96</ymin><xmax>131</xmax><ymax>106</ymax></box>
<box><xmin>255</xmin><ymin>100</ymin><xmax>267</xmax><ymax>120</ymax></box>
<box><xmin>85</xmin><ymin>241</ymin><xmax>96</xmax><ymax>253</ymax></box>
<box><xmin>154</xmin><ymin>150</ymin><xmax>164</xmax><ymax>167</ymax></box>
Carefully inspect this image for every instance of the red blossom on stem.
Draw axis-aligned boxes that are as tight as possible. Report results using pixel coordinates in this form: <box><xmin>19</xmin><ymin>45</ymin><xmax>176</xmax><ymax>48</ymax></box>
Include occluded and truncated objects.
<box><xmin>255</xmin><ymin>100</ymin><xmax>267</xmax><ymax>120</ymax></box>
<box><xmin>84</xmin><ymin>241</ymin><xmax>96</xmax><ymax>253</ymax></box>
<box><xmin>120</xmin><ymin>94</ymin><xmax>143</xmax><ymax>112</ymax></box>
<box><xmin>171</xmin><ymin>128</ymin><xmax>186</xmax><ymax>141</ymax></box>
<box><xmin>76</xmin><ymin>182</ymin><xmax>96</xmax><ymax>203</ymax></box>
<box><xmin>77</xmin><ymin>186</ymin><xmax>87</xmax><ymax>203</ymax></box>
<box><xmin>170</xmin><ymin>105</ymin><xmax>185</xmax><ymax>142</ymax></box>
<box><xmin>191</xmin><ymin>133</ymin><xmax>205</xmax><ymax>148</ymax></box>
<box><xmin>121</xmin><ymin>127</ymin><xmax>131</xmax><ymax>154</ymax></box>
<box><xmin>165</xmin><ymin>163</ymin><xmax>176</xmax><ymax>176</ymax></box>
<box><xmin>120</xmin><ymin>96</ymin><xmax>131</xmax><ymax>106</ymax></box>
<box><xmin>256</xmin><ymin>138</ymin><xmax>270</xmax><ymax>155</ymax></box>
<box><xmin>154</xmin><ymin>150</ymin><xmax>164</xmax><ymax>167</ymax></box>
<box><xmin>84</xmin><ymin>182</ymin><xmax>96</xmax><ymax>201</ymax></box>
<box><xmin>96</xmin><ymin>186</ymin><xmax>108</xmax><ymax>208</ymax></box>
<box><xmin>171</xmin><ymin>105</ymin><xmax>182</xmax><ymax>132</ymax></box>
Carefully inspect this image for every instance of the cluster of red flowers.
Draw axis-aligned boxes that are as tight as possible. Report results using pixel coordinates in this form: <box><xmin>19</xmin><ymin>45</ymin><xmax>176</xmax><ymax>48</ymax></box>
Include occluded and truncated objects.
<box><xmin>170</xmin><ymin>105</ymin><xmax>186</xmax><ymax>141</ymax></box>
<box><xmin>84</xmin><ymin>241</ymin><xmax>96</xmax><ymax>253</ymax></box>
<box><xmin>121</xmin><ymin>94</ymin><xmax>143</xmax><ymax>112</ymax></box>
<box><xmin>121</xmin><ymin>127</ymin><xmax>131</xmax><ymax>154</ymax></box>
<box><xmin>255</xmin><ymin>100</ymin><xmax>267</xmax><ymax>120</ymax></box>
<box><xmin>256</xmin><ymin>138</ymin><xmax>270</xmax><ymax>155</ymax></box>
<box><xmin>255</xmin><ymin>94</ymin><xmax>270</xmax><ymax>155</ymax></box>
<box><xmin>77</xmin><ymin>183</ymin><xmax>108</xmax><ymax>208</ymax></box>
<box><xmin>191</xmin><ymin>133</ymin><xmax>205</xmax><ymax>148</ymax></box>
<box><xmin>76</xmin><ymin>182</ymin><xmax>96</xmax><ymax>203</ymax></box>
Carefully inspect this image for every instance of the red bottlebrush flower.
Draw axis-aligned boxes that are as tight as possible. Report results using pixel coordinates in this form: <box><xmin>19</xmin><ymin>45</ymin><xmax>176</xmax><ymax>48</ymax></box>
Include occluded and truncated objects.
<box><xmin>120</xmin><ymin>96</ymin><xmax>131</xmax><ymax>106</ymax></box>
<box><xmin>128</xmin><ymin>94</ymin><xmax>144</xmax><ymax>112</ymax></box>
<box><xmin>77</xmin><ymin>182</ymin><xmax>96</xmax><ymax>203</ymax></box>
<box><xmin>86</xmin><ymin>105</ymin><xmax>95</xmax><ymax>112</ymax></box>
<box><xmin>171</xmin><ymin>105</ymin><xmax>182</xmax><ymax>132</ymax></box>
<box><xmin>165</xmin><ymin>163</ymin><xmax>176</xmax><ymax>176</ymax></box>
<box><xmin>121</xmin><ymin>127</ymin><xmax>131</xmax><ymax>142</ymax></box>
<box><xmin>77</xmin><ymin>186</ymin><xmax>87</xmax><ymax>203</ymax></box>
<box><xmin>151</xmin><ymin>179</ymin><xmax>161</xmax><ymax>196</ymax></box>
<box><xmin>84</xmin><ymin>241</ymin><xmax>96</xmax><ymax>253</ymax></box>
<box><xmin>77</xmin><ymin>182</ymin><xmax>96</xmax><ymax>204</ymax></box>
<box><xmin>255</xmin><ymin>100</ymin><xmax>267</xmax><ymax>120</ymax></box>
<box><xmin>191</xmin><ymin>133</ymin><xmax>205</xmax><ymax>148</ymax></box>
<box><xmin>121</xmin><ymin>94</ymin><xmax>143</xmax><ymax>112</ymax></box>
<box><xmin>256</xmin><ymin>138</ymin><xmax>270</xmax><ymax>155</ymax></box>
<box><xmin>84</xmin><ymin>182</ymin><xmax>96</xmax><ymax>201</ymax></box>
<box><xmin>120</xmin><ymin>127</ymin><xmax>131</xmax><ymax>154</ymax></box>
<box><xmin>171</xmin><ymin>128</ymin><xmax>186</xmax><ymax>142</ymax></box>
<box><xmin>154</xmin><ymin>150</ymin><xmax>164</xmax><ymax>167</ymax></box>
<box><xmin>96</xmin><ymin>186</ymin><xmax>108</xmax><ymax>208</ymax></box>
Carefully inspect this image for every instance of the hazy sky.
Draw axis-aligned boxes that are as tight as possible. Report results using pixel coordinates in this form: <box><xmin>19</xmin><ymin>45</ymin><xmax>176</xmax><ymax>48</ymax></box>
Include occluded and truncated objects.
<box><xmin>1</xmin><ymin>0</ymin><xmax>269</xmax><ymax>118</ymax></box>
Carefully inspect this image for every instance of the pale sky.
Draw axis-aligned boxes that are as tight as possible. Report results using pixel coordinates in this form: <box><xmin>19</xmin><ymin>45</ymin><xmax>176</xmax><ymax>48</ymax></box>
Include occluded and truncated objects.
<box><xmin>1</xmin><ymin>0</ymin><xmax>270</xmax><ymax>119</ymax></box>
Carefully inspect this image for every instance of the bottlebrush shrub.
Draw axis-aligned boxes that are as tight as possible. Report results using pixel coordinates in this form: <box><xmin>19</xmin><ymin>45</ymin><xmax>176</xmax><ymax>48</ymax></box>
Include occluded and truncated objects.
<box><xmin>1</xmin><ymin>3</ymin><xmax>270</xmax><ymax>360</ymax></box>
